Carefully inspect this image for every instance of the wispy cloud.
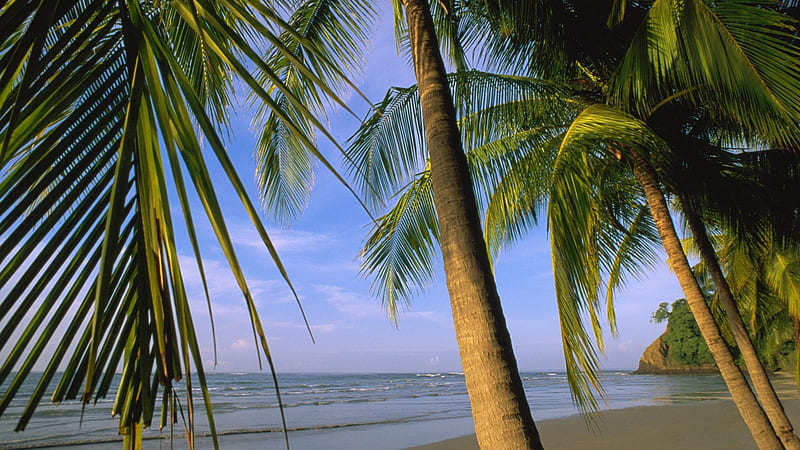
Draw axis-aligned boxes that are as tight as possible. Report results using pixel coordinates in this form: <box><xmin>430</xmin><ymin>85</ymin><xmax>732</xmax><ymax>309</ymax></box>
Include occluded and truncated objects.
<box><xmin>314</xmin><ymin>284</ymin><xmax>383</xmax><ymax>318</ymax></box>
<box><xmin>229</xmin><ymin>226</ymin><xmax>335</xmax><ymax>254</ymax></box>
<box><xmin>265</xmin><ymin>320</ymin><xmax>340</xmax><ymax>335</ymax></box>
<box><xmin>403</xmin><ymin>310</ymin><xmax>447</xmax><ymax>324</ymax></box>
<box><xmin>231</xmin><ymin>338</ymin><xmax>253</xmax><ymax>350</ymax></box>
<box><xmin>179</xmin><ymin>254</ymin><xmax>290</xmax><ymax>306</ymax></box>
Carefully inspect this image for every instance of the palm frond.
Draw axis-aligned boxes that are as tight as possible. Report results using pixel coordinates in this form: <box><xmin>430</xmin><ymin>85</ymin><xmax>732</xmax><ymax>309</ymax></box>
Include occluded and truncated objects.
<box><xmin>549</xmin><ymin>104</ymin><xmax>674</xmax><ymax>413</ymax></box>
<box><xmin>481</xmin><ymin>132</ymin><xmax>563</xmax><ymax>256</ymax></box>
<box><xmin>0</xmin><ymin>0</ymin><xmax>351</xmax><ymax>446</ymax></box>
<box><xmin>250</xmin><ymin>0</ymin><xmax>376</xmax><ymax>223</ymax></box>
<box><xmin>360</xmin><ymin>170</ymin><xmax>439</xmax><ymax>321</ymax></box>
<box><xmin>347</xmin><ymin>70</ymin><xmax>575</xmax><ymax>210</ymax></box>
<box><xmin>612</xmin><ymin>0</ymin><xmax>800</xmax><ymax>146</ymax></box>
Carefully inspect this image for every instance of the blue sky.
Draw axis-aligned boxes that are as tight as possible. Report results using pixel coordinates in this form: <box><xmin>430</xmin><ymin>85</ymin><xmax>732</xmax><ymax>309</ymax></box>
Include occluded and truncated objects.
<box><xmin>179</xmin><ymin>7</ymin><xmax>687</xmax><ymax>374</ymax></box>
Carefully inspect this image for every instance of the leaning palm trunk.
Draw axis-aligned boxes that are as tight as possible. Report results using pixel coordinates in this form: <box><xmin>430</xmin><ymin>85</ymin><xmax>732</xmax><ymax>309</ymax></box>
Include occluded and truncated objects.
<box><xmin>681</xmin><ymin>199</ymin><xmax>800</xmax><ymax>449</ymax></box>
<box><xmin>630</xmin><ymin>152</ymin><xmax>782</xmax><ymax>449</ymax></box>
<box><xmin>401</xmin><ymin>0</ymin><xmax>543</xmax><ymax>448</ymax></box>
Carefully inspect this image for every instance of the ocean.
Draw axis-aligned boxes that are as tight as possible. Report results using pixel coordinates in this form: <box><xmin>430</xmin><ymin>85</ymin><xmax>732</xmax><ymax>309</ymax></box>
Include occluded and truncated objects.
<box><xmin>0</xmin><ymin>371</ymin><xmax>738</xmax><ymax>449</ymax></box>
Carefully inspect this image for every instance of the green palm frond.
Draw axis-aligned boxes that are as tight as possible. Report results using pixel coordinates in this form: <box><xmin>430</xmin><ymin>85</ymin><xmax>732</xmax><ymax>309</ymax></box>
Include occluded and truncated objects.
<box><xmin>347</xmin><ymin>70</ymin><xmax>574</xmax><ymax>210</ymax></box>
<box><xmin>360</xmin><ymin>126</ymin><xmax>570</xmax><ymax>319</ymax></box>
<box><xmin>547</xmin><ymin>143</ymin><xmax>606</xmax><ymax>414</ymax></box>
<box><xmin>360</xmin><ymin>170</ymin><xmax>439</xmax><ymax>320</ymax></box>
<box><xmin>598</xmin><ymin>179</ymin><xmax>660</xmax><ymax>332</ymax></box>
<box><xmin>766</xmin><ymin>247</ymin><xmax>800</xmax><ymax>318</ymax></box>
<box><xmin>694</xmin><ymin>229</ymin><xmax>800</xmax><ymax>376</ymax></box>
<box><xmin>612</xmin><ymin>0</ymin><xmax>800</xmax><ymax>146</ymax></box>
<box><xmin>481</xmin><ymin>132</ymin><xmax>563</xmax><ymax>255</ymax></box>
<box><xmin>347</xmin><ymin>82</ymin><xmax>426</xmax><ymax>211</ymax></box>
<box><xmin>0</xmin><ymin>0</ymin><xmax>356</xmax><ymax>446</ymax></box>
<box><xmin>352</xmin><ymin>71</ymin><xmax>576</xmax><ymax>316</ymax></box>
<box><xmin>550</xmin><ymin>104</ymin><xmax>670</xmax><ymax>413</ymax></box>
<box><xmin>250</xmin><ymin>0</ymin><xmax>376</xmax><ymax>223</ymax></box>
<box><xmin>455</xmin><ymin>0</ymin><xmax>569</xmax><ymax>77</ymax></box>
<box><xmin>429</xmin><ymin>0</ymin><xmax>470</xmax><ymax>71</ymax></box>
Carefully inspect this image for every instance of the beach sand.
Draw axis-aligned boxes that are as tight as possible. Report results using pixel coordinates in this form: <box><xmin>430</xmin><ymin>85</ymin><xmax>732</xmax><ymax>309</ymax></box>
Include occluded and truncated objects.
<box><xmin>409</xmin><ymin>399</ymin><xmax>800</xmax><ymax>449</ymax></box>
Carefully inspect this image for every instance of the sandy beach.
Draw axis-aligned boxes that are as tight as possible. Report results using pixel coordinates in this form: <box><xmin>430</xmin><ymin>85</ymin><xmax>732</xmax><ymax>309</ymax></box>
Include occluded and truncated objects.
<box><xmin>409</xmin><ymin>399</ymin><xmax>800</xmax><ymax>449</ymax></box>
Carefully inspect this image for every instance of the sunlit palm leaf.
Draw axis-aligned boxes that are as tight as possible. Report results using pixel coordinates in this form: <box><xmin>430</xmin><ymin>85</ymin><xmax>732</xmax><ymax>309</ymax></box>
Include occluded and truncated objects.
<box><xmin>612</xmin><ymin>0</ymin><xmax>800</xmax><ymax>146</ymax></box>
<box><xmin>352</xmin><ymin>72</ymin><xmax>576</xmax><ymax>315</ymax></box>
<box><xmin>347</xmin><ymin>70</ymin><xmax>574</xmax><ymax>210</ymax></box>
<box><xmin>0</xmin><ymin>1</ymin><xmax>351</xmax><ymax>447</ymax></box>
<box><xmin>553</xmin><ymin>104</ymin><xmax>670</xmax><ymax>412</ymax></box>
<box><xmin>251</xmin><ymin>0</ymin><xmax>376</xmax><ymax>223</ymax></box>
<box><xmin>361</xmin><ymin>171</ymin><xmax>439</xmax><ymax>320</ymax></box>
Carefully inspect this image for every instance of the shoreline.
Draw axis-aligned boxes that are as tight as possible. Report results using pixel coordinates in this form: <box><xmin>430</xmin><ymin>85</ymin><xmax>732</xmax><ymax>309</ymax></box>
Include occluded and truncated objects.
<box><xmin>408</xmin><ymin>398</ymin><xmax>800</xmax><ymax>449</ymax></box>
<box><xmin>6</xmin><ymin>372</ymin><xmax>798</xmax><ymax>449</ymax></box>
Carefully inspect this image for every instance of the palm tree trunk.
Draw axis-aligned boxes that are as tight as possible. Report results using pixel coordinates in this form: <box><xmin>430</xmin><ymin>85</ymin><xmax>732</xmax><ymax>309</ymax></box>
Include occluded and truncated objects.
<box><xmin>401</xmin><ymin>0</ymin><xmax>543</xmax><ymax>448</ymax></box>
<box><xmin>630</xmin><ymin>151</ymin><xmax>783</xmax><ymax>449</ymax></box>
<box><xmin>681</xmin><ymin>198</ymin><xmax>800</xmax><ymax>449</ymax></box>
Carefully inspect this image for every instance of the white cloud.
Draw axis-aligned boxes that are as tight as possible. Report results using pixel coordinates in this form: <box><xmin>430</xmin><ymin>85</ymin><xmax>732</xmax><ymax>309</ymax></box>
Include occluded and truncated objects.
<box><xmin>314</xmin><ymin>284</ymin><xmax>383</xmax><ymax>318</ymax></box>
<box><xmin>404</xmin><ymin>310</ymin><xmax>447</xmax><ymax>324</ymax></box>
<box><xmin>229</xmin><ymin>226</ymin><xmax>335</xmax><ymax>254</ymax></box>
<box><xmin>312</xmin><ymin>323</ymin><xmax>338</xmax><ymax>334</ymax></box>
<box><xmin>614</xmin><ymin>339</ymin><xmax>635</xmax><ymax>352</ymax></box>
<box><xmin>231</xmin><ymin>338</ymin><xmax>253</xmax><ymax>350</ymax></box>
<box><xmin>264</xmin><ymin>320</ymin><xmax>340</xmax><ymax>335</ymax></box>
<box><xmin>179</xmin><ymin>254</ymin><xmax>290</xmax><ymax>307</ymax></box>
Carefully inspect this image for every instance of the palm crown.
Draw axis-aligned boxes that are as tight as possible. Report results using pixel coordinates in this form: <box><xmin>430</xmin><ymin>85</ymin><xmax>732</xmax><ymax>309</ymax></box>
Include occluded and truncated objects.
<box><xmin>348</xmin><ymin>0</ymin><xmax>800</xmax><ymax>417</ymax></box>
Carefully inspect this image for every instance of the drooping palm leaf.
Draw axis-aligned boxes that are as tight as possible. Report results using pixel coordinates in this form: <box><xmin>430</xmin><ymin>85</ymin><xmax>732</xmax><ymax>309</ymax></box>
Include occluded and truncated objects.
<box><xmin>0</xmin><ymin>0</ymin><xmax>356</xmax><ymax>447</ymax></box>
<box><xmin>551</xmin><ymin>104</ymin><xmax>668</xmax><ymax>412</ymax></box>
<box><xmin>250</xmin><ymin>0</ymin><xmax>376</xmax><ymax>223</ymax></box>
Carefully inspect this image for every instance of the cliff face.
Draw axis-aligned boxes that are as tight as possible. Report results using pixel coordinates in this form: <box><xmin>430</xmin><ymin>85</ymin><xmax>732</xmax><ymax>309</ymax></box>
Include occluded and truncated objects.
<box><xmin>635</xmin><ymin>333</ymin><xmax>719</xmax><ymax>374</ymax></box>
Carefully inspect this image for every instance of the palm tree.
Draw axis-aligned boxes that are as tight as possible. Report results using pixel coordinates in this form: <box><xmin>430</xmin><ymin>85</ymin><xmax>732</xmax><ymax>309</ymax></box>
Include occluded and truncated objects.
<box><xmin>684</xmin><ymin>149</ymin><xmax>800</xmax><ymax>377</ymax></box>
<box><xmin>244</xmin><ymin>0</ymin><xmax>545</xmax><ymax>446</ymax></box>
<box><xmin>2</xmin><ymin>0</ymin><xmax>550</xmax><ymax>448</ymax></box>
<box><xmin>0</xmin><ymin>1</ymin><xmax>362</xmax><ymax>447</ymax></box>
<box><xmin>348</xmin><ymin>1</ymin><xmax>800</xmax><ymax>447</ymax></box>
<box><xmin>397</xmin><ymin>0</ymin><xmax>543</xmax><ymax>446</ymax></box>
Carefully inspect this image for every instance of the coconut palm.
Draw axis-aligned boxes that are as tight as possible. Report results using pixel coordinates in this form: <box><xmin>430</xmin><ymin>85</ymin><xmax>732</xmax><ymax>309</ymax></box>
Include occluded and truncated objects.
<box><xmin>243</xmin><ymin>0</ymin><xmax>545</xmax><ymax>446</ymax></box>
<box><xmin>395</xmin><ymin>1</ymin><xmax>544</xmax><ymax>446</ymax></box>
<box><xmin>348</xmin><ymin>1</ymin><xmax>800</xmax><ymax>447</ymax></box>
<box><xmin>0</xmin><ymin>1</ymin><xmax>364</xmax><ymax>447</ymax></box>
<box><xmin>671</xmin><ymin>147</ymin><xmax>800</xmax><ymax>445</ymax></box>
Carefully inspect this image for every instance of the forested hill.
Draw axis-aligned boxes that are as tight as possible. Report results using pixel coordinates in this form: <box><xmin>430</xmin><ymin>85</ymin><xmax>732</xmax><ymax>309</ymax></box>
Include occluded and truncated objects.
<box><xmin>635</xmin><ymin>299</ymin><xmax>796</xmax><ymax>375</ymax></box>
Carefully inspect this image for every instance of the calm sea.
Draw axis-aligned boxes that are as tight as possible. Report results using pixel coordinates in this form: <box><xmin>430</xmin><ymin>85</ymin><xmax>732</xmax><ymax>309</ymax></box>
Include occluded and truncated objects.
<box><xmin>0</xmin><ymin>371</ymin><xmax>738</xmax><ymax>449</ymax></box>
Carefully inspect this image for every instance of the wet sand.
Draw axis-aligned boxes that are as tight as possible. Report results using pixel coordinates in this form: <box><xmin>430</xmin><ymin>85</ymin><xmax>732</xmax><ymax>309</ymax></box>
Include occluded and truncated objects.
<box><xmin>409</xmin><ymin>399</ymin><xmax>800</xmax><ymax>449</ymax></box>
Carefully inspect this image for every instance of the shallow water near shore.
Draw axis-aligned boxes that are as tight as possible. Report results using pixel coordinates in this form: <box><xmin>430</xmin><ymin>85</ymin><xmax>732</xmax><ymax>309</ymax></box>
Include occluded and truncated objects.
<box><xmin>0</xmin><ymin>371</ymin><xmax>782</xmax><ymax>449</ymax></box>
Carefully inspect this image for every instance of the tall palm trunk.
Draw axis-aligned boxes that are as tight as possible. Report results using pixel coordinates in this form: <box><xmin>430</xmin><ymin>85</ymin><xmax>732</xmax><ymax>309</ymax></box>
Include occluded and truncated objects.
<box><xmin>681</xmin><ymin>199</ymin><xmax>800</xmax><ymax>449</ymax></box>
<box><xmin>401</xmin><ymin>0</ymin><xmax>543</xmax><ymax>448</ymax></box>
<box><xmin>630</xmin><ymin>152</ymin><xmax>783</xmax><ymax>449</ymax></box>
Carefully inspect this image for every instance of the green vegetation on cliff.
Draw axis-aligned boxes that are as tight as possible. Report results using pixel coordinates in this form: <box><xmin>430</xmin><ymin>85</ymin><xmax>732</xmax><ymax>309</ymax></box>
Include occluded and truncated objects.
<box><xmin>651</xmin><ymin>299</ymin><xmax>796</xmax><ymax>372</ymax></box>
<box><xmin>652</xmin><ymin>300</ymin><xmax>715</xmax><ymax>367</ymax></box>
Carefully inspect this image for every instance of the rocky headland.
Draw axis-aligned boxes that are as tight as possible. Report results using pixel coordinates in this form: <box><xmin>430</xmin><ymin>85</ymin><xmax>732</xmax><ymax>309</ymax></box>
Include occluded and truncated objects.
<box><xmin>634</xmin><ymin>333</ymin><xmax>719</xmax><ymax>374</ymax></box>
